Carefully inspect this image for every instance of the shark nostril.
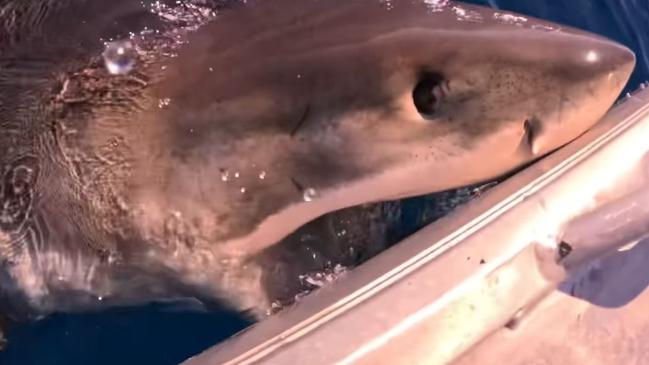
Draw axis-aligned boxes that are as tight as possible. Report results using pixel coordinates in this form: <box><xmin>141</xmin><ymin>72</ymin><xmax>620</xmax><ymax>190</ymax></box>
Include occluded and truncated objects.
<box><xmin>524</xmin><ymin>119</ymin><xmax>535</xmax><ymax>147</ymax></box>
<box><xmin>522</xmin><ymin>117</ymin><xmax>543</xmax><ymax>153</ymax></box>
<box><xmin>412</xmin><ymin>72</ymin><xmax>448</xmax><ymax>118</ymax></box>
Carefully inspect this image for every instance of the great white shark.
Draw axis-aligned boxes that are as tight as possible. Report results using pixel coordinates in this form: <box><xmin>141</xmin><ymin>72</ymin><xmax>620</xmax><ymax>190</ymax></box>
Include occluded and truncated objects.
<box><xmin>0</xmin><ymin>0</ymin><xmax>635</xmax><ymax>347</ymax></box>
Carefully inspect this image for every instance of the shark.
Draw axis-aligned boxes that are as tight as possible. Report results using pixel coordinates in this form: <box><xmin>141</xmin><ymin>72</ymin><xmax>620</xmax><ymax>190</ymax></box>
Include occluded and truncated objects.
<box><xmin>0</xmin><ymin>0</ymin><xmax>635</xmax><ymax>348</ymax></box>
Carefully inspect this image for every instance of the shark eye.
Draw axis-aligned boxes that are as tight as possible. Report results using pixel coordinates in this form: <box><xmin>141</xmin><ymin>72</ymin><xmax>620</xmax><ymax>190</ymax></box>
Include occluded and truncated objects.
<box><xmin>412</xmin><ymin>72</ymin><xmax>448</xmax><ymax>118</ymax></box>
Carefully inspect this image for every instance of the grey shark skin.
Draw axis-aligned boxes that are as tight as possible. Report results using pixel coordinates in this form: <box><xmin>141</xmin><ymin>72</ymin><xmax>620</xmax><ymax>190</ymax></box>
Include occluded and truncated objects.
<box><xmin>0</xmin><ymin>0</ymin><xmax>635</xmax><ymax>342</ymax></box>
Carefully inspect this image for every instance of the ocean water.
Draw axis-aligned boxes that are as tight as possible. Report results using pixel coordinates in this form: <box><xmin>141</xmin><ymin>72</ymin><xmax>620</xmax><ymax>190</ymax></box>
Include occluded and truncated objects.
<box><xmin>1</xmin><ymin>1</ymin><xmax>649</xmax><ymax>364</ymax></box>
<box><xmin>468</xmin><ymin>0</ymin><xmax>649</xmax><ymax>94</ymax></box>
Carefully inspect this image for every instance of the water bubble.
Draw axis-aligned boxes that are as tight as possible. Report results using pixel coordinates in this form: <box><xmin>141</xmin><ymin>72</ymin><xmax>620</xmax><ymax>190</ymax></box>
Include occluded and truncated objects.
<box><xmin>103</xmin><ymin>40</ymin><xmax>137</xmax><ymax>75</ymax></box>
<box><xmin>158</xmin><ymin>98</ymin><xmax>171</xmax><ymax>109</ymax></box>
<box><xmin>493</xmin><ymin>12</ymin><xmax>528</xmax><ymax>25</ymax></box>
<box><xmin>380</xmin><ymin>0</ymin><xmax>394</xmax><ymax>11</ymax></box>
<box><xmin>258</xmin><ymin>171</ymin><xmax>266</xmax><ymax>180</ymax></box>
<box><xmin>107</xmin><ymin>253</ymin><xmax>118</xmax><ymax>264</ymax></box>
<box><xmin>422</xmin><ymin>0</ymin><xmax>450</xmax><ymax>12</ymax></box>
<box><xmin>452</xmin><ymin>6</ymin><xmax>482</xmax><ymax>22</ymax></box>
<box><xmin>531</xmin><ymin>24</ymin><xmax>559</xmax><ymax>32</ymax></box>
<box><xmin>302</xmin><ymin>187</ymin><xmax>318</xmax><ymax>202</ymax></box>
<box><xmin>220</xmin><ymin>170</ymin><xmax>230</xmax><ymax>181</ymax></box>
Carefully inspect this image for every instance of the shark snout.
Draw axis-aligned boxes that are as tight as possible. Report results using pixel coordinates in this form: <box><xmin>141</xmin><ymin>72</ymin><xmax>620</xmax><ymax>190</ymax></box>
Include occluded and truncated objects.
<box><xmin>529</xmin><ymin>36</ymin><xmax>635</xmax><ymax>155</ymax></box>
<box><xmin>572</xmin><ymin>36</ymin><xmax>636</xmax><ymax>87</ymax></box>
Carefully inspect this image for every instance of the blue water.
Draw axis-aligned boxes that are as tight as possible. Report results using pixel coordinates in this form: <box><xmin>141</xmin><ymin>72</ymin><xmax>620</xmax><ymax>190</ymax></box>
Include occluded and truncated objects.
<box><xmin>2</xmin><ymin>1</ymin><xmax>649</xmax><ymax>364</ymax></box>
<box><xmin>0</xmin><ymin>304</ymin><xmax>251</xmax><ymax>365</ymax></box>
<box><xmin>469</xmin><ymin>0</ymin><xmax>649</xmax><ymax>94</ymax></box>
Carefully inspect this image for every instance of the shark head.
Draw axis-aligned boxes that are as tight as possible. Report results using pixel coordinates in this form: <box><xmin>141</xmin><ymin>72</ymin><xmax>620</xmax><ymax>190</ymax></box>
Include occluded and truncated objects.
<box><xmin>129</xmin><ymin>0</ymin><xmax>634</xmax><ymax>258</ymax></box>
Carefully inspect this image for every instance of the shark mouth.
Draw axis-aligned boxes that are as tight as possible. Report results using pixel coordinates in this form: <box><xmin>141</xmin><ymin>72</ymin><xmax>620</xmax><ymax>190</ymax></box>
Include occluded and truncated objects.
<box><xmin>255</xmin><ymin>178</ymin><xmax>503</xmax><ymax>312</ymax></box>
